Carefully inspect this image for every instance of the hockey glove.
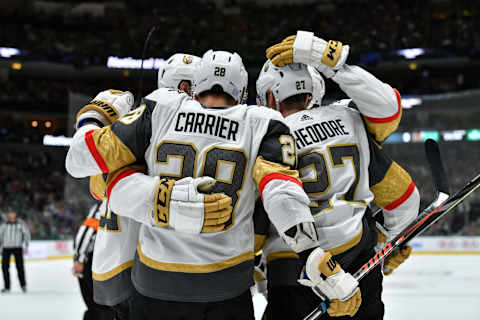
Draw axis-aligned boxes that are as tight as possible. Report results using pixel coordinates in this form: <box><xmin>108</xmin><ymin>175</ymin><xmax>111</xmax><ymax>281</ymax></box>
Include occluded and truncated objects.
<box><xmin>154</xmin><ymin>176</ymin><xmax>233</xmax><ymax>234</ymax></box>
<box><xmin>266</xmin><ymin>31</ymin><xmax>349</xmax><ymax>78</ymax></box>
<box><xmin>298</xmin><ymin>247</ymin><xmax>361</xmax><ymax>317</ymax></box>
<box><xmin>375</xmin><ymin>227</ymin><xmax>412</xmax><ymax>276</ymax></box>
<box><xmin>76</xmin><ymin>89</ymin><xmax>134</xmax><ymax>129</ymax></box>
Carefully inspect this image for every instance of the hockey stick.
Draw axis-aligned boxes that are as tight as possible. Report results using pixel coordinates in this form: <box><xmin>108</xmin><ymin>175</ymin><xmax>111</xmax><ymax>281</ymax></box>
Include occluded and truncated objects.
<box><xmin>304</xmin><ymin>140</ymin><xmax>480</xmax><ymax>320</ymax></box>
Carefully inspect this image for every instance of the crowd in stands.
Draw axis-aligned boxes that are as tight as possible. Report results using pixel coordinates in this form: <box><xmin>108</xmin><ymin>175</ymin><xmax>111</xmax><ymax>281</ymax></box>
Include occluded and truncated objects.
<box><xmin>0</xmin><ymin>149</ymin><xmax>94</xmax><ymax>240</ymax></box>
<box><xmin>2</xmin><ymin>0</ymin><xmax>478</xmax><ymax>66</ymax></box>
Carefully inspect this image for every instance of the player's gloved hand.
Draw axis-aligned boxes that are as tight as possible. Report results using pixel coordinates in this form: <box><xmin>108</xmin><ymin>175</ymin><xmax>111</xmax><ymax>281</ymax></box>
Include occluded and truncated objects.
<box><xmin>153</xmin><ymin>176</ymin><xmax>233</xmax><ymax>234</ymax></box>
<box><xmin>266</xmin><ymin>30</ymin><xmax>349</xmax><ymax>78</ymax></box>
<box><xmin>298</xmin><ymin>247</ymin><xmax>361</xmax><ymax>317</ymax></box>
<box><xmin>375</xmin><ymin>227</ymin><xmax>412</xmax><ymax>276</ymax></box>
<box><xmin>251</xmin><ymin>266</ymin><xmax>268</xmax><ymax>299</ymax></box>
<box><xmin>76</xmin><ymin>89</ymin><xmax>134</xmax><ymax>129</ymax></box>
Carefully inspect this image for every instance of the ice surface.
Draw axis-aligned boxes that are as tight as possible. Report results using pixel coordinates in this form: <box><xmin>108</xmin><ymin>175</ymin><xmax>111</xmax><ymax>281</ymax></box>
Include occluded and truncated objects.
<box><xmin>1</xmin><ymin>254</ymin><xmax>479</xmax><ymax>320</ymax></box>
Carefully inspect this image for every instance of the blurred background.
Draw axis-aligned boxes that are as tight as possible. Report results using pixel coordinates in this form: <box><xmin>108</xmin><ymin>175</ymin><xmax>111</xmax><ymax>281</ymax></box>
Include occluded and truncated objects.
<box><xmin>0</xmin><ymin>0</ymin><xmax>479</xmax><ymax>241</ymax></box>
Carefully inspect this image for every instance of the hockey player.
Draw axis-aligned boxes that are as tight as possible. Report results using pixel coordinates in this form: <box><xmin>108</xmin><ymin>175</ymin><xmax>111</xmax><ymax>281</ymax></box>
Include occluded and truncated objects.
<box><xmin>87</xmin><ymin>53</ymin><xmax>203</xmax><ymax>320</ymax></box>
<box><xmin>253</xmin><ymin>31</ymin><xmax>420</xmax><ymax>319</ymax></box>
<box><xmin>66</xmin><ymin>49</ymin><xmax>323</xmax><ymax>320</ymax></box>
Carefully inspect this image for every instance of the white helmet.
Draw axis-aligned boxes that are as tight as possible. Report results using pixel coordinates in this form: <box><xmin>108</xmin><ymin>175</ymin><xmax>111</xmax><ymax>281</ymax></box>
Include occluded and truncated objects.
<box><xmin>157</xmin><ymin>53</ymin><xmax>201</xmax><ymax>91</ymax></box>
<box><xmin>307</xmin><ymin>66</ymin><xmax>325</xmax><ymax>108</ymax></box>
<box><xmin>193</xmin><ymin>50</ymin><xmax>248</xmax><ymax>103</ymax></box>
<box><xmin>256</xmin><ymin>60</ymin><xmax>313</xmax><ymax>109</ymax></box>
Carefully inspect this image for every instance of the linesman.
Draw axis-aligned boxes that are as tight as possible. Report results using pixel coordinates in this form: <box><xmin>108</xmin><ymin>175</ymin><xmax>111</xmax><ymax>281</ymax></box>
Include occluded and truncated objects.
<box><xmin>0</xmin><ymin>209</ymin><xmax>30</xmax><ymax>293</ymax></box>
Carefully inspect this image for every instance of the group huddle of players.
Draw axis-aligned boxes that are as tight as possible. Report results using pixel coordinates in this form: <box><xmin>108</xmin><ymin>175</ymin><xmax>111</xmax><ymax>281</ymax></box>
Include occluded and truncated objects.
<box><xmin>66</xmin><ymin>30</ymin><xmax>420</xmax><ymax>320</ymax></box>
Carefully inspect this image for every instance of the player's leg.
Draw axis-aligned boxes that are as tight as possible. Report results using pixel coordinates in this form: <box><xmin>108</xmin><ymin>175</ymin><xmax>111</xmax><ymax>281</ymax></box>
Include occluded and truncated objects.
<box><xmin>139</xmin><ymin>291</ymin><xmax>206</xmax><ymax>320</ymax></box>
<box><xmin>265</xmin><ymin>284</ymin><xmax>318</xmax><ymax>320</ymax></box>
<box><xmin>112</xmin><ymin>299</ymin><xmax>130</xmax><ymax>320</ymax></box>
<box><xmin>205</xmin><ymin>290</ymin><xmax>254</xmax><ymax>320</ymax></box>
<box><xmin>1</xmin><ymin>249</ymin><xmax>12</xmax><ymax>291</ymax></box>
<box><xmin>13</xmin><ymin>248</ymin><xmax>26</xmax><ymax>290</ymax></box>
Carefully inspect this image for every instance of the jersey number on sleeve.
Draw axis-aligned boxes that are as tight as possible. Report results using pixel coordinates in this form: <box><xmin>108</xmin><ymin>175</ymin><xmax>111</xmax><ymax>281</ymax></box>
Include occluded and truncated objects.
<box><xmin>156</xmin><ymin>141</ymin><xmax>247</xmax><ymax>228</ymax></box>
<box><xmin>99</xmin><ymin>205</ymin><xmax>121</xmax><ymax>232</ymax></box>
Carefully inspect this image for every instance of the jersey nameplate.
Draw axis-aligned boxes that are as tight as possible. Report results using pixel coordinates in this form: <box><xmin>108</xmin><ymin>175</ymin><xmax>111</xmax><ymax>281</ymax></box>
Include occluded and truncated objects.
<box><xmin>174</xmin><ymin>112</ymin><xmax>240</xmax><ymax>142</ymax></box>
<box><xmin>293</xmin><ymin>118</ymin><xmax>349</xmax><ymax>149</ymax></box>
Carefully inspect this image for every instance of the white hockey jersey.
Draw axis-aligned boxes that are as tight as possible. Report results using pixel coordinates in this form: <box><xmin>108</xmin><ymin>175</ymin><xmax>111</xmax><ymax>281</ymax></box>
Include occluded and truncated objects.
<box><xmin>285</xmin><ymin>100</ymin><xmax>419</xmax><ymax>254</ymax></box>
<box><xmin>65</xmin><ymin>88</ymin><xmax>314</xmax><ymax>302</ymax></box>
<box><xmin>90</xmin><ymin>199</ymin><xmax>140</xmax><ymax>306</ymax></box>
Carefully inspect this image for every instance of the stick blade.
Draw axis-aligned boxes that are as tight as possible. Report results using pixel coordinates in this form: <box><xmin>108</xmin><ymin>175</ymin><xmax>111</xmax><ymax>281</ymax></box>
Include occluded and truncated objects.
<box><xmin>424</xmin><ymin>139</ymin><xmax>450</xmax><ymax>196</ymax></box>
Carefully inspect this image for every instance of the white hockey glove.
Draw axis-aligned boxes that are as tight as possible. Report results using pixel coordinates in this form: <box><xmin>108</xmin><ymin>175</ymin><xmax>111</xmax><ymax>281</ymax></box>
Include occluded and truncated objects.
<box><xmin>153</xmin><ymin>176</ymin><xmax>233</xmax><ymax>234</ymax></box>
<box><xmin>375</xmin><ymin>226</ymin><xmax>412</xmax><ymax>276</ymax></box>
<box><xmin>76</xmin><ymin>89</ymin><xmax>134</xmax><ymax>129</ymax></box>
<box><xmin>266</xmin><ymin>31</ymin><xmax>349</xmax><ymax>78</ymax></box>
<box><xmin>298</xmin><ymin>247</ymin><xmax>361</xmax><ymax>317</ymax></box>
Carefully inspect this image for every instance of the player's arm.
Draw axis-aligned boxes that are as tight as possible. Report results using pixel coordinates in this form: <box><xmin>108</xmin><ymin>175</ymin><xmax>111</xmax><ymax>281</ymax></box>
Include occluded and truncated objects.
<box><xmin>368</xmin><ymin>137</ymin><xmax>420</xmax><ymax>240</ymax></box>
<box><xmin>253</xmin><ymin>116</ymin><xmax>362</xmax><ymax>317</ymax></box>
<box><xmin>368</xmin><ymin>137</ymin><xmax>420</xmax><ymax>274</ymax></box>
<box><xmin>65</xmin><ymin>90</ymin><xmax>151</xmax><ymax>178</ymax></box>
<box><xmin>267</xmin><ymin>31</ymin><xmax>401</xmax><ymax>142</ymax></box>
<box><xmin>252</xmin><ymin>117</ymin><xmax>318</xmax><ymax>252</ymax></box>
<box><xmin>106</xmin><ymin>164</ymin><xmax>234</xmax><ymax>234</ymax></box>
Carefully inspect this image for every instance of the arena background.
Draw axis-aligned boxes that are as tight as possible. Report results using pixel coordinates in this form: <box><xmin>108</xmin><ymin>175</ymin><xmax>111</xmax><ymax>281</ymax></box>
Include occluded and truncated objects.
<box><xmin>0</xmin><ymin>0</ymin><xmax>479</xmax><ymax>319</ymax></box>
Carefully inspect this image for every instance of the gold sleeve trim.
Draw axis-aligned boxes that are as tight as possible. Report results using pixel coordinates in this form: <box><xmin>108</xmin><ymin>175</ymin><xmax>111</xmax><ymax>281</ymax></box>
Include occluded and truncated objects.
<box><xmin>266</xmin><ymin>251</ymin><xmax>299</xmax><ymax>263</ymax></box>
<box><xmin>254</xmin><ymin>234</ymin><xmax>267</xmax><ymax>254</ymax></box>
<box><xmin>92</xmin><ymin>260</ymin><xmax>134</xmax><ymax>281</ymax></box>
<box><xmin>90</xmin><ymin>175</ymin><xmax>107</xmax><ymax>200</ymax></box>
<box><xmin>91</xmin><ymin>127</ymin><xmax>136</xmax><ymax>172</ymax></box>
<box><xmin>77</xmin><ymin>100</ymin><xmax>120</xmax><ymax>124</ymax></box>
<box><xmin>363</xmin><ymin>108</ymin><xmax>402</xmax><ymax>142</ymax></box>
<box><xmin>137</xmin><ymin>243</ymin><xmax>253</xmax><ymax>273</ymax></box>
<box><xmin>252</xmin><ymin>156</ymin><xmax>300</xmax><ymax>188</ymax></box>
<box><xmin>326</xmin><ymin>228</ymin><xmax>363</xmax><ymax>256</ymax></box>
<box><xmin>370</xmin><ymin>162</ymin><xmax>412</xmax><ymax>209</ymax></box>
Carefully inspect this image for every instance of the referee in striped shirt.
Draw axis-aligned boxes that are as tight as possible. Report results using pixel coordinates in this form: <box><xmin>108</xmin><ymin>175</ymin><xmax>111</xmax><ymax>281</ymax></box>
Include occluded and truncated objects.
<box><xmin>0</xmin><ymin>209</ymin><xmax>30</xmax><ymax>293</ymax></box>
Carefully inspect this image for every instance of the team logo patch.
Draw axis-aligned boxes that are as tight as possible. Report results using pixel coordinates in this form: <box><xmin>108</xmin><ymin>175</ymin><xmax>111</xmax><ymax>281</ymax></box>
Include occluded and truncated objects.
<box><xmin>300</xmin><ymin>114</ymin><xmax>313</xmax><ymax>121</ymax></box>
<box><xmin>183</xmin><ymin>55</ymin><xmax>193</xmax><ymax>64</ymax></box>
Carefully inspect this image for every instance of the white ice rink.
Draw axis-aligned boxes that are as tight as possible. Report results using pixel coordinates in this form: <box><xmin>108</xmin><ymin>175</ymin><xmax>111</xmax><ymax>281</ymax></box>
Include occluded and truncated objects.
<box><xmin>1</xmin><ymin>254</ymin><xmax>479</xmax><ymax>320</ymax></box>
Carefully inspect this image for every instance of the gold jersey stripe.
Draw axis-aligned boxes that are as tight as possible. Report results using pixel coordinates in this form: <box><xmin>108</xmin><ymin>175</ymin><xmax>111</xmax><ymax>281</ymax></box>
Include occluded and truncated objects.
<box><xmin>363</xmin><ymin>108</ymin><xmax>402</xmax><ymax>142</ymax></box>
<box><xmin>92</xmin><ymin>260</ymin><xmax>134</xmax><ymax>281</ymax></box>
<box><xmin>89</xmin><ymin>175</ymin><xmax>107</xmax><ymax>201</ymax></box>
<box><xmin>137</xmin><ymin>244</ymin><xmax>253</xmax><ymax>273</ymax></box>
<box><xmin>254</xmin><ymin>234</ymin><xmax>267</xmax><ymax>253</ymax></box>
<box><xmin>266</xmin><ymin>251</ymin><xmax>299</xmax><ymax>263</ymax></box>
<box><xmin>326</xmin><ymin>228</ymin><xmax>363</xmax><ymax>256</ymax></box>
<box><xmin>90</xmin><ymin>127</ymin><xmax>136</xmax><ymax>172</ymax></box>
<box><xmin>252</xmin><ymin>156</ymin><xmax>300</xmax><ymax>189</ymax></box>
<box><xmin>370</xmin><ymin>162</ymin><xmax>413</xmax><ymax>209</ymax></box>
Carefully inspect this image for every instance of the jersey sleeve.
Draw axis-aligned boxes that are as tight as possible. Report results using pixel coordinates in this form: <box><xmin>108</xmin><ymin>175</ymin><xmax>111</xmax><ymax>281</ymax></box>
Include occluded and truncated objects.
<box><xmin>332</xmin><ymin>64</ymin><xmax>402</xmax><ymax>142</ymax></box>
<box><xmin>65</xmin><ymin>100</ymin><xmax>155</xmax><ymax>178</ymax></box>
<box><xmin>252</xmin><ymin>116</ymin><xmax>314</xmax><ymax>234</ymax></box>
<box><xmin>368</xmin><ymin>137</ymin><xmax>419</xmax><ymax>238</ymax></box>
<box><xmin>106</xmin><ymin>164</ymin><xmax>157</xmax><ymax>226</ymax></box>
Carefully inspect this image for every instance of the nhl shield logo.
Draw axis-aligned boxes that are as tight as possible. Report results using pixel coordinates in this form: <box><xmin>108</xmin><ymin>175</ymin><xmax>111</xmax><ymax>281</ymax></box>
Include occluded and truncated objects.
<box><xmin>183</xmin><ymin>55</ymin><xmax>193</xmax><ymax>64</ymax></box>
